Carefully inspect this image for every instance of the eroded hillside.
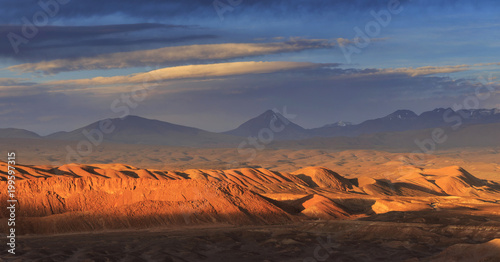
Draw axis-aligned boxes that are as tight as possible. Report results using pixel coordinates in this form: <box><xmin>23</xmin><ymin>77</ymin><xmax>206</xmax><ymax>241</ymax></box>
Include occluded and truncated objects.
<box><xmin>1</xmin><ymin>161</ymin><xmax>499</xmax><ymax>236</ymax></box>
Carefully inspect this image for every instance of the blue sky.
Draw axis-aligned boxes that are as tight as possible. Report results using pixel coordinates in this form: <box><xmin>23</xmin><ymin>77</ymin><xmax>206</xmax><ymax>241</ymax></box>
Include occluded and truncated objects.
<box><xmin>0</xmin><ymin>0</ymin><xmax>499</xmax><ymax>134</ymax></box>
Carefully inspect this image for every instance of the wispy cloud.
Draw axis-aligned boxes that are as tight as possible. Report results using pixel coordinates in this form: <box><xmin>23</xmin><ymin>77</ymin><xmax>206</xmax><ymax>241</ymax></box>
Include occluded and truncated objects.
<box><xmin>8</xmin><ymin>38</ymin><xmax>334</xmax><ymax>75</ymax></box>
<box><xmin>379</xmin><ymin>65</ymin><xmax>471</xmax><ymax>77</ymax></box>
<box><xmin>473</xmin><ymin>62</ymin><xmax>500</xmax><ymax>67</ymax></box>
<box><xmin>36</xmin><ymin>62</ymin><xmax>493</xmax><ymax>94</ymax></box>
<box><xmin>6</xmin><ymin>63</ymin><xmax>490</xmax><ymax>96</ymax></box>
<box><xmin>46</xmin><ymin>61</ymin><xmax>322</xmax><ymax>87</ymax></box>
<box><xmin>322</xmin><ymin>64</ymin><xmax>484</xmax><ymax>80</ymax></box>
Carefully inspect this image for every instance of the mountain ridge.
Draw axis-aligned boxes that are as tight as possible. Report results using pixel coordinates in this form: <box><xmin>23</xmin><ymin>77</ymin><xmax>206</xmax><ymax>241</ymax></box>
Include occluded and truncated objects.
<box><xmin>2</xmin><ymin>107</ymin><xmax>500</xmax><ymax>145</ymax></box>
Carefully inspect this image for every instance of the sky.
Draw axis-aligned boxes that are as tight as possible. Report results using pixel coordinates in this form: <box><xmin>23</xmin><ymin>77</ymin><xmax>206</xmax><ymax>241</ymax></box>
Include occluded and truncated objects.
<box><xmin>0</xmin><ymin>0</ymin><xmax>499</xmax><ymax>135</ymax></box>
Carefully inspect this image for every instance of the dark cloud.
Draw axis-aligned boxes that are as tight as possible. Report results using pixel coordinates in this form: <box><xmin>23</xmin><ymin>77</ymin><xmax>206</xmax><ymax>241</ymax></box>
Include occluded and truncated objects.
<box><xmin>2</xmin><ymin>0</ymin><xmax>496</xmax><ymax>62</ymax></box>
<box><xmin>0</xmin><ymin>23</ymin><xmax>216</xmax><ymax>60</ymax></box>
<box><xmin>0</xmin><ymin>23</ymin><xmax>188</xmax><ymax>40</ymax></box>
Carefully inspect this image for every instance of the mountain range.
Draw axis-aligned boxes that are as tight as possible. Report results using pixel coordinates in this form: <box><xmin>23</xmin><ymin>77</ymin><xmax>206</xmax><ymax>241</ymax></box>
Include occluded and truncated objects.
<box><xmin>1</xmin><ymin>108</ymin><xmax>499</xmax><ymax>146</ymax></box>
<box><xmin>309</xmin><ymin>108</ymin><xmax>500</xmax><ymax>138</ymax></box>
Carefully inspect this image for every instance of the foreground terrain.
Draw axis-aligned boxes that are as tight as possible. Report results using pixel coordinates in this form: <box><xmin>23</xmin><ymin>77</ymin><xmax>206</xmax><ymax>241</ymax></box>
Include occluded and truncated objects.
<box><xmin>7</xmin><ymin>220</ymin><xmax>500</xmax><ymax>262</ymax></box>
<box><xmin>1</xmin><ymin>160</ymin><xmax>499</xmax><ymax>261</ymax></box>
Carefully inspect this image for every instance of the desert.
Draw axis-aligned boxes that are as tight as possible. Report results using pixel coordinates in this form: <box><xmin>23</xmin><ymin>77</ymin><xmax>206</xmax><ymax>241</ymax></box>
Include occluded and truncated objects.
<box><xmin>1</xmin><ymin>147</ymin><xmax>499</xmax><ymax>261</ymax></box>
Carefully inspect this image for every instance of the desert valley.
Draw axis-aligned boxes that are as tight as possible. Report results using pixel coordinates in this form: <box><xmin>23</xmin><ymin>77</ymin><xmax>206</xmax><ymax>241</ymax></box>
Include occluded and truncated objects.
<box><xmin>1</xmin><ymin>1</ymin><xmax>500</xmax><ymax>261</ymax></box>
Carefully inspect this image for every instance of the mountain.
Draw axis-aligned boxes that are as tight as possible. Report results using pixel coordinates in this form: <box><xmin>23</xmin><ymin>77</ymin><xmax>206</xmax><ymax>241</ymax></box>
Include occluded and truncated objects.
<box><xmin>275</xmin><ymin>122</ymin><xmax>500</xmax><ymax>150</ymax></box>
<box><xmin>455</xmin><ymin>108</ymin><xmax>500</xmax><ymax>123</ymax></box>
<box><xmin>310</xmin><ymin>109</ymin><xmax>421</xmax><ymax>138</ymax></box>
<box><xmin>0</xmin><ymin>128</ymin><xmax>41</xmax><ymax>139</ymax></box>
<box><xmin>46</xmin><ymin>115</ymin><xmax>239</xmax><ymax>146</ymax></box>
<box><xmin>6</xmin><ymin>107</ymin><xmax>500</xmax><ymax>145</ymax></box>
<box><xmin>351</xmin><ymin>109</ymin><xmax>419</xmax><ymax>134</ymax></box>
<box><xmin>222</xmin><ymin>110</ymin><xmax>310</xmax><ymax>140</ymax></box>
<box><xmin>311</xmin><ymin>108</ymin><xmax>500</xmax><ymax>138</ymax></box>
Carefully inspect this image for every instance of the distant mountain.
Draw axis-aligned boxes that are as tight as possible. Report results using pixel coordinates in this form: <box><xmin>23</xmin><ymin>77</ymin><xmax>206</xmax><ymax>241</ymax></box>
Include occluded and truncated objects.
<box><xmin>274</xmin><ymin>122</ymin><xmax>500</xmax><ymax>150</ymax></box>
<box><xmin>46</xmin><ymin>115</ymin><xmax>239</xmax><ymax>146</ymax></box>
<box><xmin>5</xmin><ymin>108</ymin><xmax>500</xmax><ymax>146</ymax></box>
<box><xmin>222</xmin><ymin>110</ymin><xmax>310</xmax><ymax>140</ymax></box>
<box><xmin>310</xmin><ymin>109</ymin><xmax>420</xmax><ymax>138</ymax></box>
<box><xmin>311</xmin><ymin>108</ymin><xmax>500</xmax><ymax>138</ymax></box>
<box><xmin>0</xmin><ymin>128</ymin><xmax>41</xmax><ymax>139</ymax></box>
<box><xmin>350</xmin><ymin>109</ymin><xmax>419</xmax><ymax>135</ymax></box>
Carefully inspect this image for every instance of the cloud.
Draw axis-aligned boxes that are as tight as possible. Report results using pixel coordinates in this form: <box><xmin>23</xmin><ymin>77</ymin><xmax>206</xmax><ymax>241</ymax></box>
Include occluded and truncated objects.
<box><xmin>0</xmin><ymin>23</ymin><xmax>186</xmax><ymax>40</ymax></box>
<box><xmin>46</xmin><ymin>61</ymin><xmax>322</xmax><ymax>87</ymax></box>
<box><xmin>336</xmin><ymin>37</ymin><xmax>387</xmax><ymax>46</ymax></box>
<box><xmin>379</xmin><ymin>65</ymin><xmax>471</xmax><ymax>77</ymax></box>
<box><xmin>8</xmin><ymin>38</ymin><xmax>334</xmax><ymax>74</ymax></box>
<box><xmin>6</xmin><ymin>63</ymin><xmax>486</xmax><ymax>97</ymax></box>
<box><xmin>474</xmin><ymin>62</ymin><xmax>500</xmax><ymax>67</ymax></box>
<box><xmin>318</xmin><ymin>64</ymin><xmax>476</xmax><ymax>79</ymax></box>
<box><xmin>0</xmin><ymin>23</ymin><xmax>214</xmax><ymax>60</ymax></box>
<box><xmin>38</xmin><ymin>62</ymin><xmax>489</xmax><ymax>95</ymax></box>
